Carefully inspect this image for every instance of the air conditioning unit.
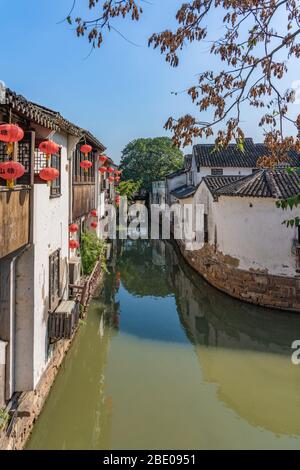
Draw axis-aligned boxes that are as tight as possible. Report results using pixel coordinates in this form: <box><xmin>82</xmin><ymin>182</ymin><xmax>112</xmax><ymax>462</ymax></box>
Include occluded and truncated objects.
<box><xmin>69</xmin><ymin>258</ymin><xmax>81</xmax><ymax>286</ymax></box>
<box><xmin>48</xmin><ymin>300</ymin><xmax>80</xmax><ymax>340</ymax></box>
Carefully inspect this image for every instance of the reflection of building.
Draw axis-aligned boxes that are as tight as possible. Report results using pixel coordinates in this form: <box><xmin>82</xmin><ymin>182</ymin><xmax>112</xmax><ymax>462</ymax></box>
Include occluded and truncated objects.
<box><xmin>164</xmin><ymin>240</ymin><xmax>300</xmax><ymax>437</ymax></box>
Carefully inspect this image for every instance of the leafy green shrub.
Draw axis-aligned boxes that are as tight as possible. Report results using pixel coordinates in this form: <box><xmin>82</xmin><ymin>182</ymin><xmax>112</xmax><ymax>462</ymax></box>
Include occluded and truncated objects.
<box><xmin>0</xmin><ymin>409</ymin><xmax>9</xmax><ymax>430</ymax></box>
<box><xmin>80</xmin><ymin>231</ymin><xmax>107</xmax><ymax>275</ymax></box>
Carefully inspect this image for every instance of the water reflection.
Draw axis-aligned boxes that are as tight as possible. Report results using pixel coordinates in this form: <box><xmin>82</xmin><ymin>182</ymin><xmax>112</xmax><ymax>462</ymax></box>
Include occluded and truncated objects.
<box><xmin>27</xmin><ymin>238</ymin><xmax>300</xmax><ymax>449</ymax></box>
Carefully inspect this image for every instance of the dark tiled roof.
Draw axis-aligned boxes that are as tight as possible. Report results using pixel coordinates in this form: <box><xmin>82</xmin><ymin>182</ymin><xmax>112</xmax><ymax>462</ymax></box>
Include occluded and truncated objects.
<box><xmin>202</xmin><ymin>175</ymin><xmax>244</xmax><ymax>194</ymax></box>
<box><xmin>166</xmin><ymin>168</ymin><xmax>187</xmax><ymax>179</ymax></box>
<box><xmin>193</xmin><ymin>138</ymin><xmax>300</xmax><ymax>168</ymax></box>
<box><xmin>170</xmin><ymin>185</ymin><xmax>197</xmax><ymax>199</ymax></box>
<box><xmin>215</xmin><ymin>169</ymin><xmax>300</xmax><ymax>199</ymax></box>
<box><xmin>4</xmin><ymin>89</ymin><xmax>106</xmax><ymax>151</ymax></box>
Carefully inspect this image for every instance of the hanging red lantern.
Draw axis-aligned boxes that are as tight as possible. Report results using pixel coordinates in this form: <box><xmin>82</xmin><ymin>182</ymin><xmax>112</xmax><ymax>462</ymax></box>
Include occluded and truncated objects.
<box><xmin>99</xmin><ymin>155</ymin><xmax>108</xmax><ymax>164</ymax></box>
<box><xmin>69</xmin><ymin>239</ymin><xmax>79</xmax><ymax>250</ymax></box>
<box><xmin>107</xmin><ymin>167</ymin><xmax>114</xmax><ymax>174</ymax></box>
<box><xmin>80</xmin><ymin>160</ymin><xmax>93</xmax><ymax>172</ymax></box>
<box><xmin>0</xmin><ymin>161</ymin><xmax>25</xmax><ymax>188</ymax></box>
<box><xmin>39</xmin><ymin>167</ymin><xmax>59</xmax><ymax>182</ymax></box>
<box><xmin>115</xmin><ymin>176</ymin><xmax>120</xmax><ymax>182</ymax></box>
<box><xmin>0</xmin><ymin>124</ymin><xmax>24</xmax><ymax>156</ymax></box>
<box><xmin>91</xmin><ymin>221</ymin><xmax>98</xmax><ymax>229</ymax></box>
<box><xmin>90</xmin><ymin>210</ymin><xmax>97</xmax><ymax>217</ymax></box>
<box><xmin>80</xmin><ymin>144</ymin><xmax>92</xmax><ymax>157</ymax></box>
<box><xmin>99</xmin><ymin>167</ymin><xmax>107</xmax><ymax>175</ymax></box>
<box><xmin>108</xmin><ymin>176</ymin><xmax>115</xmax><ymax>183</ymax></box>
<box><xmin>69</xmin><ymin>223</ymin><xmax>79</xmax><ymax>234</ymax></box>
<box><xmin>114</xmin><ymin>170</ymin><xmax>121</xmax><ymax>176</ymax></box>
<box><xmin>39</xmin><ymin>140</ymin><xmax>59</xmax><ymax>160</ymax></box>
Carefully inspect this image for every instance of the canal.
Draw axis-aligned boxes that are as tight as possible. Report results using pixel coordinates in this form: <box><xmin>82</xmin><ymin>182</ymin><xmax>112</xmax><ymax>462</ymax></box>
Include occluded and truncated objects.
<box><xmin>27</xmin><ymin>239</ymin><xmax>300</xmax><ymax>450</ymax></box>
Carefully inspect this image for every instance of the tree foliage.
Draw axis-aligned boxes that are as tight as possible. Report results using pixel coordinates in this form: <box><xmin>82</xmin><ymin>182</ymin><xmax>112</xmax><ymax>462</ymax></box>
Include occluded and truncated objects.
<box><xmin>119</xmin><ymin>138</ymin><xmax>184</xmax><ymax>190</ymax></box>
<box><xmin>67</xmin><ymin>1</ymin><xmax>300</xmax><ymax>217</ymax></box>
<box><xmin>116</xmin><ymin>179</ymin><xmax>141</xmax><ymax>200</ymax></box>
<box><xmin>80</xmin><ymin>231</ymin><xmax>107</xmax><ymax>275</ymax></box>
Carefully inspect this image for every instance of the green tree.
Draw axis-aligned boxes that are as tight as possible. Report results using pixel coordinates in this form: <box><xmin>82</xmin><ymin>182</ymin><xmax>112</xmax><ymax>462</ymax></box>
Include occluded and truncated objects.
<box><xmin>116</xmin><ymin>180</ymin><xmax>141</xmax><ymax>201</ymax></box>
<box><xmin>120</xmin><ymin>138</ymin><xmax>184</xmax><ymax>190</ymax></box>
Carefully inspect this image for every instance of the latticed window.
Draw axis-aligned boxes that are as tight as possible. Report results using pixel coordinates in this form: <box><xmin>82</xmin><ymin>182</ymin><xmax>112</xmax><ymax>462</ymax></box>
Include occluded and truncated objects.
<box><xmin>49</xmin><ymin>249</ymin><xmax>61</xmax><ymax>312</ymax></box>
<box><xmin>0</xmin><ymin>131</ymin><xmax>34</xmax><ymax>186</ymax></box>
<box><xmin>72</xmin><ymin>144</ymin><xmax>95</xmax><ymax>183</ymax></box>
<box><xmin>50</xmin><ymin>150</ymin><xmax>61</xmax><ymax>196</ymax></box>
<box><xmin>34</xmin><ymin>145</ymin><xmax>61</xmax><ymax>196</ymax></box>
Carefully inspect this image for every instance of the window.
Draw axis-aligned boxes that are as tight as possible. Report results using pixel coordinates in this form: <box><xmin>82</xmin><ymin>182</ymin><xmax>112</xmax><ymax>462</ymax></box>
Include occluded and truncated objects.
<box><xmin>50</xmin><ymin>149</ymin><xmax>61</xmax><ymax>196</ymax></box>
<box><xmin>189</xmin><ymin>171</ymin><xmax>193</xmax><ymax>184</ymax></box>
<box><xmin>73</xmin><ymin>144</ymin><xmax>95</xmax><ymax>183</ymax></box>
<box><xmin>49</xmin><ymin>249</ymin><xmax>61</xmax><ymax>312</ymax></box>
<box><xmin>211</xmin><ymin>168</ymin><xmax>223</xmax><ymax>176</ymax></box>
<box><xmin>204</xmin><ymin>214</ymin><xmax>209</xmax><ymax>243</ymax></box>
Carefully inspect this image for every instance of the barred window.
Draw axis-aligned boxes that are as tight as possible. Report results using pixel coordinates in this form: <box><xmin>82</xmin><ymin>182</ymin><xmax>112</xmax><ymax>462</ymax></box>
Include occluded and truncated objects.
<box><xmin>50</xmin><ymin>150</ymin><xmax>61</xmax><ymax>196</ymax></box>
<box><xmin>49</xmin><ymin>249</ymin><xmax>61</xmax><ymax>312</ymax></box>
<box><xmin>211</xmin><ymin>168</ymin><xmax>223</xmax><ymax>176</ymax></box>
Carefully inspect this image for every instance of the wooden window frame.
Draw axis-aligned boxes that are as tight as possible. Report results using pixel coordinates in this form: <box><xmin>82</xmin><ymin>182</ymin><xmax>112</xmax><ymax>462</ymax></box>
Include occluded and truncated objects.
<box><xmin>49</xmin><ymin>249</ymin><xmax>61</xmax><ymax>312</ymax></box>
<box><xmin>50</xmin><ymin>148</ymin><xmax>61</xmax><ymax>197</ymax></box>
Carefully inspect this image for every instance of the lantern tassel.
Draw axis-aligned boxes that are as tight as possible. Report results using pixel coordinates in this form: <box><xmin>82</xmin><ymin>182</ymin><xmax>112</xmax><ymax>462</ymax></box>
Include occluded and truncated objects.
<box><xmin>7</xmin><ymin>179</ymin><xmax>14</xmax><ymax>189</ymax></box>
<box><xmin>7</xmin><ymin>142</ymin><xmax>14</xmax><ymax>156</ymax></box>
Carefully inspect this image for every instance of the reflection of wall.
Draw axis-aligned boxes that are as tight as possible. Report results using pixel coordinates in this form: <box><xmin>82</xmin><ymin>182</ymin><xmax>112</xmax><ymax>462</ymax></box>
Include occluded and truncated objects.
<box><xmin>165</xmin><ymin>240</ymin><xmax>300</xmax><ymax>356</ymax></box>
<box><xmin>164</xmin><ymin>240</ymin><xmax>300</xmax><ymax>437</ymax></box>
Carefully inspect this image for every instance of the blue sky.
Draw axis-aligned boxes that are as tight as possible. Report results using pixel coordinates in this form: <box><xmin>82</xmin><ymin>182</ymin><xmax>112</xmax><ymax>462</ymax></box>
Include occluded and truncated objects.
<box><xmin>1</xmin><ymin>0</ymin><xmax>299</xmax><ymax>163</ymax></box>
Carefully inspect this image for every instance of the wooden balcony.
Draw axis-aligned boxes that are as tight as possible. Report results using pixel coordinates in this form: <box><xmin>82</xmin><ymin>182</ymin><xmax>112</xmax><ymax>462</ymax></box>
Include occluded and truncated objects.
<box><xmin>73</xmin><ymin>184</ymin><xmax>95</xmax><ymax>220</ymax></box>
<box><xmin>0</xmin><ymin>188</ymin><xmax>30</xmax><ymax>259</ymax></box>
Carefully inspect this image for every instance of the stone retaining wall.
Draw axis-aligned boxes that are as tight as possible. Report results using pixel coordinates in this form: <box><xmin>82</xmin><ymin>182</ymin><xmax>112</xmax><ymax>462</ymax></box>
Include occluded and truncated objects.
<box><xmin>177</xmin><ymin>241</ymin><xmax>300</xmax><ymax>313</ymax></box>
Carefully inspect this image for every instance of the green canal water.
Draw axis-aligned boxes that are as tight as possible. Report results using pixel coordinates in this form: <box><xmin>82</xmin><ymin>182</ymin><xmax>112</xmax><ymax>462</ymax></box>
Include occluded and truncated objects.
<box><xmin>27</xmin><ymin>239</ymin><xmax>300</xmax><ymax>450</ymax></box>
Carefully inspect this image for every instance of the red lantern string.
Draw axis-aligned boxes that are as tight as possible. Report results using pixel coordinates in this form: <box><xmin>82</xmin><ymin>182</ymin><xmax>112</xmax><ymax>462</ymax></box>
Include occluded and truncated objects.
<box><xmin>80</xmin><ymin>160</ymin><xmax>93</xmax><ymax>173</ymax></box>
<box><xmin>99</xmin><ymin>155</ymin><xmax>108</xmax><ymax>164</ymax></box>
<box><xmin>69</xmin><ymin>223</ymin><xmax>79</xmax><ymax>233</ymax></box>
<box><xmin>39</xmin><ymin>140</ymin><xmax>59</xmax><ymax>160</ymax></box>
<box><xmin>39</xmin><ymin>167</ymin><xmax>59</xmax><ymax>182</ymax></box>
<box><xmin>69</xmin><ymin>239</ymin><xmax>79</xmax><ymax>250</ymax></box>
<box><xmin>0</xmin><ymin>161</ymin><xmax>25</xmax><ymax>188</ymax></box>
<box><xmin>0</xmin><ymin>124</ymin><xmax>24</xmax><ymax>156</ymax></box>
<box><xmin>80</xmin><ymin>144</ymin><xmax>92</xmax><ymax>157</ymax></box>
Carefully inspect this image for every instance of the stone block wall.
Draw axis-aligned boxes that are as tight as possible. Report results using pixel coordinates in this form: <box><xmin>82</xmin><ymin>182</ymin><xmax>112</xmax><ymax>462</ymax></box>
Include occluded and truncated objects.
<box><xmin>177</xmin><ymin>241</ymin><xmax>300</xmax><ymax>312</ymax></box>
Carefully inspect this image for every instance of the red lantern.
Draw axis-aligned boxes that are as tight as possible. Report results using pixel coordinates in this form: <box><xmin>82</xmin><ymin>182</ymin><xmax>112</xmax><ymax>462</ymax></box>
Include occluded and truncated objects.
<box><xmin>107</xmin><ymin>167</ymin><xmax>114</xmax><ymax>174</ymax></box>
<box><xmin>39</xmin><ymin>140</ymin><xmax>59</xmax><ymax>160</ymax></box>
<box><xmin>91</xmin><ymin>221</ymin><xmax>98</xmax><ymax>229</ymax></box>
<box><xmin>69</xmin><ymin>239</ymin><xmax>79</xmax><ymax>250</ymax></box>
<box><xmin>80</xmin><ymin>144</ymin><xmax>92</xmax><ymax>157</ymax></box>
<box><xmin>0</xmin><ymin>124</ymin><xmax>24</xmax><ymax>156</ymax></box>
<box><xmin>115</xmin><ymin>176</ymin><xmax>120</xmax><ymax>182</ymax></box>
<box><xmin>99</xmin><ymin>167</ymin><xmax>107</xmax><ymax>174</ymax></box>
<box><xmin>69</xmin><ymin>223</ymin><xmax>79</xmax><ymax>234</ymax></box>
<box><xmin>39</xmin><ymin>167</ymin><xmax>59</xmax><ymax>182</ymax></box>
<box><xmin>108</xmin><ymin>176</ymin><xmax>115</xmax><ymax>183</ymax></box>
<box><xmin>99</xmin><ymin>155</ymin><xmax>108</xmax><ymax>164</ymax></box>
<box><xmin>0</xmin><ymin>161</ymin><xmax>25</xmax><ymax>188</ymax></box>
<box><xmin>90</xmin><ymin>210</ymin><xmax>97</xmax><ymax>217</ymax></box>
<box><xmin>114</xmin><ymin>170</ymin><xmax>121</xmax><ymax>176</ymax></box>
<box><xmin>80</xmin><ymin>160</ymin><xmax>93</xmax><ymax>173</ymax></box>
